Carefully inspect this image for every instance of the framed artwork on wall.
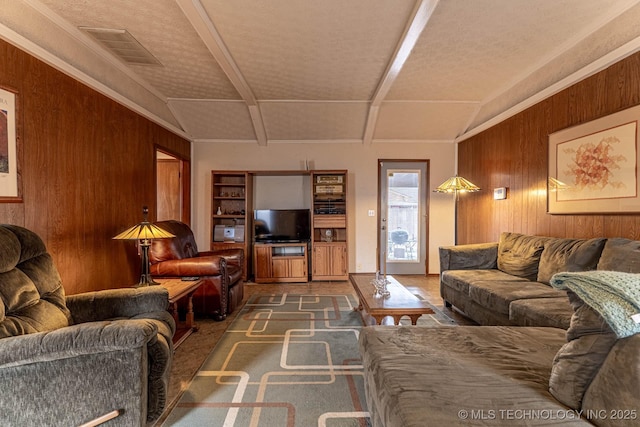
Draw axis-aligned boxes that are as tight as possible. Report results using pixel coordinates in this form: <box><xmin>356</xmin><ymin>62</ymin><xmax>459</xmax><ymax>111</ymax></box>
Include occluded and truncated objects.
<box><xmin>548</xmin><ymin>104</ymin><xmax>640</xmax><ymax>214</ymax></box>
<box><xmin>0</xmin><ymin>85</ymin><xmax>22</xmax><ymax>203</ymax></box>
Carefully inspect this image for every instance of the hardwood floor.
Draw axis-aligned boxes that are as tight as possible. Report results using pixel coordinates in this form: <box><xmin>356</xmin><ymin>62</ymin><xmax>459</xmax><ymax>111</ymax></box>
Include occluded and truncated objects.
<box><xmin>154</xmin><ymin>274</ymin><xmax>474</xmax><ymax>425</ymax></box>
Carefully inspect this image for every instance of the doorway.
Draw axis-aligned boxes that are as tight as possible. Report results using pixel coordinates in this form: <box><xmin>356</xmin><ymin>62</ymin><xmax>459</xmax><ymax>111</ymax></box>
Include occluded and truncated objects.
<box><xmin>378</xmin><ymin>160</ymin><xmax>429</xmax><ymax>275</ymax></box>
<box><xmin>156</xmin><ymin>149</ymin><xmax>190</xmax><ymax>223</ymax></box>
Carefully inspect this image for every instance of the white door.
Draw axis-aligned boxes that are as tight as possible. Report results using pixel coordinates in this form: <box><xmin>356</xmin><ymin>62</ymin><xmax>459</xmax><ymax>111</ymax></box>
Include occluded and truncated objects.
<box><xmin>378</xmin><ymin>160</ymin><xmax>428</xmax><ymax>275</ymax></box>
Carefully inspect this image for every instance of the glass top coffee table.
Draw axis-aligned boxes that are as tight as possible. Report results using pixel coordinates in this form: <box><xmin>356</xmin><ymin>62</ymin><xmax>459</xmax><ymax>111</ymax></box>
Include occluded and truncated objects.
<box><xmin>349</xmin><ymin>273</ymin><xmax>434</xmax><ymax>325</ymax></box>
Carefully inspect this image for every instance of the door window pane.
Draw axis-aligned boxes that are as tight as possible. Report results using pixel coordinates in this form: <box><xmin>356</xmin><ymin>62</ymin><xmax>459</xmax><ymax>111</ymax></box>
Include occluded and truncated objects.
<box><xmin>386</xmin><ymin>170</ymin><xmax>419</xmax><ymax>263</ymax></box>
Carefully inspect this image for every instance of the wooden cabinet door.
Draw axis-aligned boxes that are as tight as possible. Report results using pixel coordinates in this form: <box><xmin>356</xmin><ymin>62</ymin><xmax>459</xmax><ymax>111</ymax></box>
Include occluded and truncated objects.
<box><xmin>312</xmin><ymin>245</ymin><xmax>332</xmax><ymax>277</ymax></box>
<box><xmin>254</xmin><ymin>246</ymin><xmax>272</xmax><ymax>280</ymax></box>
<box><xmin>272</xmin><ymin>258</ymin><xmax>289</xmax><ymax>278</ymax></box>
<box><xmin>313</xmin><ymin>243</ymin><xmax>347</xmax><ymax>279</ymax></box>
<box><xmin>273</xmin><ymin>258</ymin><xmax>307</xmax><ymax>279</ymax></box>
<box><xmin>288</xmin><ymin>258</ymin><xmax>307</xmax><ymax>279</ymax></box>
<box><xmin>330</xmin><ymin>244</ymin><xmax>347</xmax><ymax>276</ymax></box>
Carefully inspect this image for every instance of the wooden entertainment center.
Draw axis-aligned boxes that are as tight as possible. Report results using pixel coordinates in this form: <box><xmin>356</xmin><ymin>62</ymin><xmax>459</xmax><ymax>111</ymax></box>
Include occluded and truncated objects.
<box><xmin>210</xmin><ymin>169</ymin><xmax>348</xmax><ymax>282</ymax></box>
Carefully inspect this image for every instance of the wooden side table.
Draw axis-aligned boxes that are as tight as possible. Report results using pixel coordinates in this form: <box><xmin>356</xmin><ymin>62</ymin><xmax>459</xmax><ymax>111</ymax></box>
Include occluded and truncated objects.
<box><xmin>156</xmin><ymin>278</ymin><xmax>204</xmax><ymax>348</ymax></box>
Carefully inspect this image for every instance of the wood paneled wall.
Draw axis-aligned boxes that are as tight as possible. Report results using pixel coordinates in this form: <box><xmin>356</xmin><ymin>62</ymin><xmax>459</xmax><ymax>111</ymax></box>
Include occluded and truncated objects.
<box><xmin>457</xmin><ymin>51</ymin><xmax>640</xmax><ymax>244</ymax></box>
<box><xmin>0</xmin><ymin>40</ymin><xmax>190</xmax><ymax>294</ymax></box>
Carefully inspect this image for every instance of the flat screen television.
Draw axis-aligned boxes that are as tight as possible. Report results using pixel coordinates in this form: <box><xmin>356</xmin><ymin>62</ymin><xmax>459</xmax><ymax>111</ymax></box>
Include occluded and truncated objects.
<box><xmin>254</xmin><ymin>209</ymin><xmax>311</xmax><ymax>243</ymax></box>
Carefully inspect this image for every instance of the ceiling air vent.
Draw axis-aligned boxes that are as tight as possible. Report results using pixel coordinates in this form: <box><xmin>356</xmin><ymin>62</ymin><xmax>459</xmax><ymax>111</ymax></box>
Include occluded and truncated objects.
<box><xmin>80</xmin><ymin>27</ymin><xmax>162</xmax><ymax>66</ymax></box>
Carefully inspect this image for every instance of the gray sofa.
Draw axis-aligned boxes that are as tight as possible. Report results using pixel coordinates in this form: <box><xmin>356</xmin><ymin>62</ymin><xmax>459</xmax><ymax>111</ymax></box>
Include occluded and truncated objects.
<box><xmin>359</xmin><ymin>233</ymin><xmax>640</xmax><ymax>426</ymax></box>
<box><xmin>437</xmin><ymin>232</ymin><xmax>639</xmax><ymax>328</ymax></box>
<box><xmin>0</xmin><ymin>224</ymin><xmax>176</xmax><ymax>426</ymax></box>
<box><xmin>360</xmin><ymin>320</ymin><xmax>640</xmax><ymax>426</ymax></box>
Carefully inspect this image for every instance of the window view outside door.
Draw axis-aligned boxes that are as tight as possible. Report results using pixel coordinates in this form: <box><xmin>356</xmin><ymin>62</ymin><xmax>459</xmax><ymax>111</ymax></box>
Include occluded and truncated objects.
<box><xmin>387</xmin><ymin>170</ymin><xmax>419</xmax><ymax>261</ymax></box>
<box><xmin>379</xmin><ymin>160</ymin><xmax>428</xmax><ymax>275</ymax></box>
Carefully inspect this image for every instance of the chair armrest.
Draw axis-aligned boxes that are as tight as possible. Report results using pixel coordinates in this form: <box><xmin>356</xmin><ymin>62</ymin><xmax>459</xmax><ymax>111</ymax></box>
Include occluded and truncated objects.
<box><xmin>199</xmin><ymin>248</ymin><xmax>244</xmax><ymax>268</ymax></box>
<box><xmin>66</xmin><ymin>286</ymin><xmax>169</xmax><ymax>323</ymax></box>
<box><xmin>0</xmin><ymin>319</ymin><xmax>156</xmax><ymax>368</ymax></box>
<box><xmin>439</xmin><ymin>242</ymin><xmax>499</xmax><ymax>272</ymax></box>
<box><xmin>150</xmin><ymin>255</ymin><xmax>226</xmax><ymax>277</ymax></box>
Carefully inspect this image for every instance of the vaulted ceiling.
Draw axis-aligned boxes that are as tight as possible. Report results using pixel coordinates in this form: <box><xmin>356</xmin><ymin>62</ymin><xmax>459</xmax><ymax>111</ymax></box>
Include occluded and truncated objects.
<box><xmin>3</xmin><ymin>0</ymin><xmax>640</xmax><ymax>145</ymax></box>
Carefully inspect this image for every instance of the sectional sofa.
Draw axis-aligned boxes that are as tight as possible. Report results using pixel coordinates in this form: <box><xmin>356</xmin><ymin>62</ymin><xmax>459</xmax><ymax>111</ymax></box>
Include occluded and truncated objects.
<box><xmin>438</xmin><ymin>232</ymin><xmax>622</xmax><ymax>328</ymax></box>
<box><xmin>358</xmin><ymin>232</ymin><xmax>640</xmax><ymax>426</ymax></box>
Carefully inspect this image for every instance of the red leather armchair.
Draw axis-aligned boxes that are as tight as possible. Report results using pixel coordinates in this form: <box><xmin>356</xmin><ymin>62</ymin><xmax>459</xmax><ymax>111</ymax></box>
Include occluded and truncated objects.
<box><xmin>149</xmin><ymin>220</ymin><xmax>244</xmax><ymax>320</ymax></box>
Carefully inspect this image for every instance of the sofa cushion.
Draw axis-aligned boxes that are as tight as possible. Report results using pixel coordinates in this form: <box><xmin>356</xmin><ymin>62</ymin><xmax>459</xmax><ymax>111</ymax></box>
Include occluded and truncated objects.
<box><xmin>597</xmin><ymin>238</ymin><xmax>640</xmax><ymax>272</ymax></box>
<box><xmin>439</xmin><ymin>242</ymin><xmax>498</xmax><ymax>271</ymax></box>
<box><xmin>468</xmin><ymin>280</ymin><xmax>566</xmax><ymax>315</ymax></box>
<box><xmin>582</xmin><ymin>334</ymin><xmax>640</xmax><ymax>427</ymax></box>
<box><xmin>497</xmin><ymin>232</ymin><xmax>550</xmax><ymax>280</ymax></box>
<box><xmin>359</xmin><ymin>326</ymin><xmax>583</xmax><ymax>427</ymax></box>
<box><xmin>537</xmin><ymin>238</ymin><xmax>606</xmax><ymax>285</ymax></box>
<box><xmin>549</xmin><ymin>292</ymin><xmax>617</xmax><ymax>410</ymax></box>
<box><xmin>441</xmin><ymin>269</ymin><xmax>527</xmax><ymax>293</ymax></box>
<box><xmin>509</xmin><ymin>296</ymin><xmax>573</xmax><ymax>329</ymax></box>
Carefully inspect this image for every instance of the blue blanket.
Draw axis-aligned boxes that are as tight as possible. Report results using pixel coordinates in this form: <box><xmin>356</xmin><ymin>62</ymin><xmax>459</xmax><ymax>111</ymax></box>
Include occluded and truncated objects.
<box><xmin>551</xmin><ymin>270</ymin><xmax>640</xmax><ymax>338</ymax></box>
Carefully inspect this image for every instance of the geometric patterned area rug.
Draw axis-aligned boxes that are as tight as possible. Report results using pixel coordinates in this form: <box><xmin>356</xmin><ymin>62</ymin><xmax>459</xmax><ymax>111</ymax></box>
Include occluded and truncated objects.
<box><xmin>405</xmin><ymin>294</ymin><xmax>457</xmax><ymax>327</ymax></box>
<box><xmin>161</xmin><ymin>293</ymin><xmax>455</xmax><ymax>427</ymax></box>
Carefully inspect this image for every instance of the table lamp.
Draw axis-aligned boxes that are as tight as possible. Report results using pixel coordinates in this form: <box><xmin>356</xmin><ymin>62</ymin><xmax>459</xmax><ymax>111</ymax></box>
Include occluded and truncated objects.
<box><xmin>113</xmin><ymin>206</ymin><xmax>175</xmax><ymax>286</ymax></box>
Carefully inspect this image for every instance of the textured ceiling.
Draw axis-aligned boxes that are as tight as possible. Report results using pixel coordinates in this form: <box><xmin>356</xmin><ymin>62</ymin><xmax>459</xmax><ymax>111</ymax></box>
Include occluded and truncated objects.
<box><xmin>4</xmin><ymin>0</ymin><xmax>640</xmax><ymax>145</ymax></box>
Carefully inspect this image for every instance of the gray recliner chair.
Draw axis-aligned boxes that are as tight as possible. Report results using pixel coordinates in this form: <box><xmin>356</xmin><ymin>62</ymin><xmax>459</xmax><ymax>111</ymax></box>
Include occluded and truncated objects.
<box><xmin>0</xmin><ymin>224</ymin><xmax>175</xmax><ymax>426</ymax></box>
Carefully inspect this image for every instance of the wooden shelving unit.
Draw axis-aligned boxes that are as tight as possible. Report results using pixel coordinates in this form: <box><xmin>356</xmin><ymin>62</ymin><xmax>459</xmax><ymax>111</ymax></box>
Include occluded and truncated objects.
<box><xmin>210</xmin><ymin>169</ymin><xmax>349</xmax><ymax>282</ymax></box>
<box><xmin>311</xmin><ymin>170</ymin><xmax>348</xmax><ymax>281</ymax></box>
<box><xmin>211</xmin><ymin>171</ymin><xmax>252</xmax><ymax>279</ymax></box>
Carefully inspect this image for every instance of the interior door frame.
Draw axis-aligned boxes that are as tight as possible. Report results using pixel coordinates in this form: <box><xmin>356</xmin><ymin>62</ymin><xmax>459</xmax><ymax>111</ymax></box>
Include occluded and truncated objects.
<box><xmin>154</xmin><ymin>146</ymin><xmax>191</xmax><ymax>224</ymax></box>
<box><xmin>377</xmin><ymin>159</ymin><xmax>430</xmax><ymax>275</ymax></box>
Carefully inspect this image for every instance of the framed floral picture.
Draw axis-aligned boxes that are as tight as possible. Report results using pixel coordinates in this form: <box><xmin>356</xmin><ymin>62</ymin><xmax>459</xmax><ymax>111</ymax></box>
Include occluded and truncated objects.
<box><xmin>548</xmin><ymin>104</ymin><xmax>640</xmax><ymax>214</ymax></box>
<box><xmin>0</xmin><ymin>85</ymin><xmax>22</xmax><ymax>202</ymax></box>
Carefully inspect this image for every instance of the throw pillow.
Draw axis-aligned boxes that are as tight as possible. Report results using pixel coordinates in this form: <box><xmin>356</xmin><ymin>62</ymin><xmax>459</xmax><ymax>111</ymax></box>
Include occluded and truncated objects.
<box><xmin>497</xmin><ymin>232</ymin><xmax>550</xmax><ymax>280</ymax></box>
<box><xmin>548</xmin><ymin>292</ymin><xmax>617</xmax><ymax>410</ymax></box>
<box><xmin>597</xmin><ymin>238</ymin><xmax>640</xmax><ymax>272</ymax></box>
<box><xmin>537</xmin><ymin>238</ymin><xmax>606</xmax><ymax>285</ymax></box>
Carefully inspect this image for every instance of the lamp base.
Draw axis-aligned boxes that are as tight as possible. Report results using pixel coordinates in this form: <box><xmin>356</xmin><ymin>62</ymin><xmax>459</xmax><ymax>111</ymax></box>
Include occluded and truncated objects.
<box><xmin>135</xmin><ymin>241</ymin><xmax>160</xmax><ymax>287</ymax></box>
<box><xmin>136</xmin><ymin>273</ymin><xmax>160</xmax><ymax>287</ymax></box>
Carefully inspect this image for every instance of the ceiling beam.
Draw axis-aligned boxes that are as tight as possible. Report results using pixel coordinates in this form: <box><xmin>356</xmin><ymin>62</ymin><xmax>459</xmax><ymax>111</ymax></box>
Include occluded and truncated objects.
<box><xmin>362</xmin><ymin>0</ymin><xmax>440</xmax><ymax>144</ymax></box>
<box><xmin>175</xmin><ymin>0</ymin><xmax>268</xmax><ymax>146</ymax></box>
